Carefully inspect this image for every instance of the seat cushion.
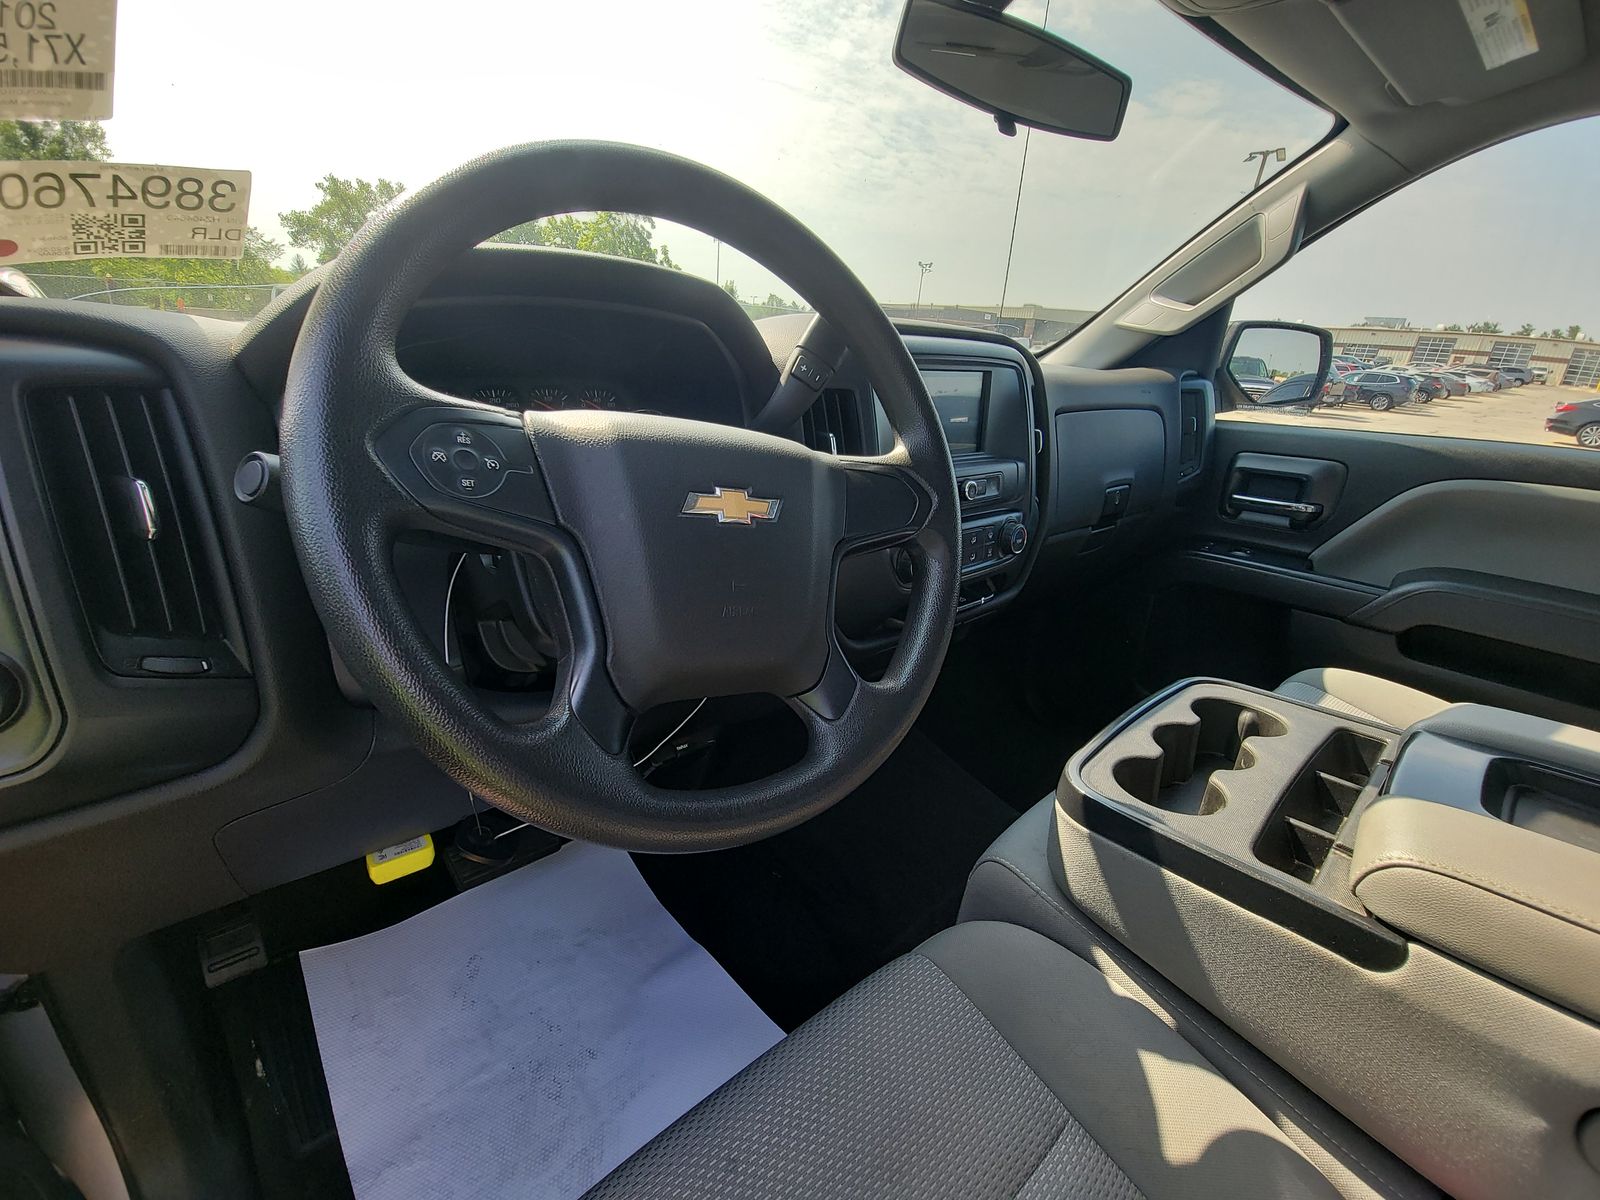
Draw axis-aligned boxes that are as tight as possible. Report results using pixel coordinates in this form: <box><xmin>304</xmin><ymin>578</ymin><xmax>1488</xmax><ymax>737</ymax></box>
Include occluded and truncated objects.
<box><xmin>1277</xmin><ymin>668</ymin><xmax>1448</xmax><ymax>727</ymax></box>
<box><xmin>583</xmin><ymin>921</ymin><xmax>1340</xmax><ymax>1199</ymax></box>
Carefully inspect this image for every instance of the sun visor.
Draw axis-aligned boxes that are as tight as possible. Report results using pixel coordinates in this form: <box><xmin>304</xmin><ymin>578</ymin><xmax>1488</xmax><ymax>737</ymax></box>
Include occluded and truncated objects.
<box><xmin>1328</xmin><ymin>0</ymin><xmax>1586</xmax><ymax>106</ymax></box>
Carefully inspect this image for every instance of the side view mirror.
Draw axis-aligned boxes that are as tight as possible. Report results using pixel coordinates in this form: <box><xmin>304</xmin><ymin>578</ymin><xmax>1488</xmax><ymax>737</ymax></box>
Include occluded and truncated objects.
<box><xmin>894</xmin><ymin>0</ymin><xmax>1131</xmax><ymax>140</ymax></box>
<box><xmin>1222</xmin><ymin>321</ymin><xmax>1332</xmax><ymax>408</ymax></box>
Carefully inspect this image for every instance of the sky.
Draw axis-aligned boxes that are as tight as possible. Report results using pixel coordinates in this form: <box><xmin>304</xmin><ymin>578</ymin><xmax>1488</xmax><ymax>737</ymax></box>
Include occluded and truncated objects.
<box><xmin>95</xmin><ymin>0</ymin><xmax>1595</xmax><ymax>334</ymax></box>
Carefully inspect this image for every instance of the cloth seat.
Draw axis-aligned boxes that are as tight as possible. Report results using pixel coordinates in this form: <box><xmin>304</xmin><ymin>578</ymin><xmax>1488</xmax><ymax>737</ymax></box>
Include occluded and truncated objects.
<box><xmin>1276</xmin><ymin>668</ymin><xmax>1448</xmax><ymax>727</ymax></box>
<box><xmin>584</xmin><ymin>920</ymin><xmax>1344</xmax><ymax>1199</ymax></box>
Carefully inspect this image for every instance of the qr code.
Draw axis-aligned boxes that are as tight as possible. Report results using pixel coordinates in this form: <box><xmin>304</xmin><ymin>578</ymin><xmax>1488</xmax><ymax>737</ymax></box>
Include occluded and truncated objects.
<box><xmin>71</xmin><ymin>213</ymin><xmax>147</xmax><ymax>256</ymax></box>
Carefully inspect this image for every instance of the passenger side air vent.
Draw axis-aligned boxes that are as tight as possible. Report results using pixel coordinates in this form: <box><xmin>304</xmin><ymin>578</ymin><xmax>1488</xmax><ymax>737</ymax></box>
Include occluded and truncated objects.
<box><xmin>801</xmin><ymin>388</ymin><xmax>865</xmax><ymax>455</ymax></box>
<box><xmin>25</xmin><ymin>385</ymin><xmax>242</xmax><ymax>677</ymax></box>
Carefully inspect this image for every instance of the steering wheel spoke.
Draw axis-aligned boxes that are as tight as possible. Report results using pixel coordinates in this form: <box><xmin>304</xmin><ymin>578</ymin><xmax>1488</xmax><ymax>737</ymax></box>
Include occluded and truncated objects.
<box><xmin>837</xmin><ymin>455</ymin><xmax>936</xmax><ymax>555</ymax></box>
<box><xmin>790</xmin><ymin>633</ymin><xmax>862</xmax><ymax>723</ymax></box>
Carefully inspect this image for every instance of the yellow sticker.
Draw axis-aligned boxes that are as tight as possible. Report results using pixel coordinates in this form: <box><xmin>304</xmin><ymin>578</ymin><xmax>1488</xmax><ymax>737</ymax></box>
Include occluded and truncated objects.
<box><xmin>0</xmin><ymin>161</ymin><xmax>252</xmax><ymax>265</ymax></box>
<box><xmin>0</xmin><ymin>0</ymin><xmax>117</xmax><ymax>121</ymax></box>
<box><xmin>1457</xmin><ymin>0</ymin><xmax>1539</xmax><ymax>70</ymax></box>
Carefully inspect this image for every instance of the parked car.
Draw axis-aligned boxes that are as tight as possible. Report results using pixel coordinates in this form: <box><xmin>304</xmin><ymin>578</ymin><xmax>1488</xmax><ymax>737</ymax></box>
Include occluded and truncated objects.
<box><xmin>1547</xmin><ymin>397</ymin><xmax>1600</xmax><ymax>448</ymax></box>
<box><xmin>1531</xmin><ymin>366</ymin><xmax>1551</xmax><ymax>384</ymax></box>
<box><xmin>1233</xmin><ymin>373</ymin><xmax>1278</xmax><ymax>398</ymax></box>
<box><xmin>1426</xmin><ymin>370</ymin><xmax>1473</xmax><ymax>395</ymax></box>
<box><xmin>1460</xmin><ymin>366</ymin><xmax>1505</xmax><ymax>389</ymax></box>
<box><xmin>1497</xmin><ymin>365</ymin><xmax>1533</xmax><ymax>387</ymax></box>
<box><xmin>1390</xmin><ymin>368</ymin><xmax>1450</xmax><ymax>400</ymax></box>
<box><xmin>1422</xmin><ymin>370</ymin><xmax>1470</xmax><ymax>396</ymax></box>
<box><xmin>1345</xmin><ymin>370</ymin><xmax>1419</xmax><ymax>410</ymax></box>
<box><xmin>0</xmin><ymin>268</ymin><xmax>45</xmax><ymax>299</ymax></box>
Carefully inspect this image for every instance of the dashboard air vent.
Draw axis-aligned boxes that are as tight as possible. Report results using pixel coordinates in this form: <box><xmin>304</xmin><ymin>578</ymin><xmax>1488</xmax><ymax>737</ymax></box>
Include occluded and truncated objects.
<box><xmin>801</xmin><ymin>388</ymin><xmax>865</xmax><ymax>455</ymax></box>
<box><xmin>25</xmin><ymin>384</ymin><xmax>238</xmax><ymax>676</ymax></box>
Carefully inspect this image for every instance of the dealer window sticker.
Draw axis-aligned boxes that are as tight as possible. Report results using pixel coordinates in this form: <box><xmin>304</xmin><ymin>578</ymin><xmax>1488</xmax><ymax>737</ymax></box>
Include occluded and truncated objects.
<box><xmin>0</xmin><ymin>0</ymin><xmax>116</xmax><ymax>120</ymax></box>
<box><xmin>0</xmin><ymin>162</ymin><xmax>252</xmax><ymax>264</ymax></box>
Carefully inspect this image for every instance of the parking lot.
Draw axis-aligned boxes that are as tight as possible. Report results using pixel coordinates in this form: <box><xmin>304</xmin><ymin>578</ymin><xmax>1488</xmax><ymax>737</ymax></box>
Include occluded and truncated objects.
<box><xmin>1222</xmin><ymin>382</ymin><xmax>1597</xmax><ymax>448</ymax></box>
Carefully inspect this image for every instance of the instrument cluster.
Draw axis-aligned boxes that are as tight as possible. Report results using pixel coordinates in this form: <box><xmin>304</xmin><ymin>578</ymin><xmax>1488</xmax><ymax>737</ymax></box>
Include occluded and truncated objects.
<box><xmin>463</xmin><ymin>383</ymin><xmax>659</xmax><ymax>415</ymax></box>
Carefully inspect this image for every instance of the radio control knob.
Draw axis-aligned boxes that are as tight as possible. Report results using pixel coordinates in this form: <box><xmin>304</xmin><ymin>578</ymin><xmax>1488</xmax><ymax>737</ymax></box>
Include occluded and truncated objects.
<box><xmin>999</xmin><ymin>518</ymin><xmax>1028</xmax><ymax>556</ymax></box>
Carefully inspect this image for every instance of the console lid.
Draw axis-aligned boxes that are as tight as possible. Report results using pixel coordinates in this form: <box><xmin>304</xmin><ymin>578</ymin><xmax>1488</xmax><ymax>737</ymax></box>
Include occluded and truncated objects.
<box><xmin>1352</xmin><ymin>796</ymin><xmax>1600</xmax><ymax>1022</ymax></box>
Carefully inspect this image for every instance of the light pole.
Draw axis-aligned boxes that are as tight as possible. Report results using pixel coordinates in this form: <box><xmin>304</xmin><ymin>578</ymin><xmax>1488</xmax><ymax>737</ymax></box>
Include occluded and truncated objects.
<box><xmin>915</xmin><ymin>261</ymin><xmax>934</xmax><ymax>311</ymax></box>
<box><xmin>1243</xmin><ymin>147</ymin><xmax>1286</xmax><ymax>191</ymax></box>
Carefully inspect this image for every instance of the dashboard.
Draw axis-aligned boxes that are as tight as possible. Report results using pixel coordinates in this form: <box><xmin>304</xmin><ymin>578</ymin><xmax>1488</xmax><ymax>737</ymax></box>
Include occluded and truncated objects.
<box><xmin>0</xmin><ymin>243</ymin><xmax>1207</xmax><ymax>976</ymax></box>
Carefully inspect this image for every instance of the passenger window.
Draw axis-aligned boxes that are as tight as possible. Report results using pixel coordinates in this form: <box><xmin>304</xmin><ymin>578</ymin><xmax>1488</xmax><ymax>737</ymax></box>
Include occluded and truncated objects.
<box><xmin>1223</xmin><ymin>116</ymin><xmax>1600</xmax><ymax>451</ymax></box>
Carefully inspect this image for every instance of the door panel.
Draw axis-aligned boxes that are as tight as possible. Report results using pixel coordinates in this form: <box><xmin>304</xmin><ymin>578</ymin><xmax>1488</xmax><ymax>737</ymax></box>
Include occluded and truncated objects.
<box><xmin>1148</xmin><ymin>422</ymin><xmax>1600</xmax><ymax>726</ymax></box>
<box><xmin>1310</xmin><ymin>479</ymin><xmax>1600</xmax><ymax>593</ymax></box>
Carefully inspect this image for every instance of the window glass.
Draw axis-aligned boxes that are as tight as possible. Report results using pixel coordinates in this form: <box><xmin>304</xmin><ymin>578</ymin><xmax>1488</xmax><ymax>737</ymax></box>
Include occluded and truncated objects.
<box><xmin>1226</xmin><ymin>116</ymin><xmax>1600</xmax><ymax>450</ymax></box>
<box><xmin>0</xmin><ymin>0</ymin><xmax>1330</xmax><ymax>331</ymax></box>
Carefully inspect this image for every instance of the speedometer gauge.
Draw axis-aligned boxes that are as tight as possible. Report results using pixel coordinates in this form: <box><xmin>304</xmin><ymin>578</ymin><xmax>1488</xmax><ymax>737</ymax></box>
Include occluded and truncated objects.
<box><xmin>577</xmin><ymin>387</ymin><xmax>621</xmax><ymax>411</ymax></box>
<box><xmin>472</xmin><ymin>386</ymin><xmax>519</xmax><ymax>406</ymax></box>
<box><xmin>527</xmin><ymin>387</ymin><xmax>570</xmax><ymax>411</ymax></box>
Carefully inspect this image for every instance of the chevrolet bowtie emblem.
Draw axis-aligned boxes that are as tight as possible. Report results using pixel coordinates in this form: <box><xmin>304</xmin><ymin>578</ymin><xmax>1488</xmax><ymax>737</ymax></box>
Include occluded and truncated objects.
<box><xmin>681</xmin><ymin>487</ymin><xmax>782</xmax><ymax>525</ymax></box>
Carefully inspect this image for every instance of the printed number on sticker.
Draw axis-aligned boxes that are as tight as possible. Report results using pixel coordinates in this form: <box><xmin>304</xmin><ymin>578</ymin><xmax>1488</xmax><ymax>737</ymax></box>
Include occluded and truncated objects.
<box><xmin>0</xmin><ymin>169</ymin><xmax>238</xmax><ymax>212</ymax></box>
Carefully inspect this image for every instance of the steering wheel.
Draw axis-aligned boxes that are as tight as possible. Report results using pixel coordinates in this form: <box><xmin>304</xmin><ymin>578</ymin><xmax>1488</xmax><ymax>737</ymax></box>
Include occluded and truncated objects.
<box><xmin>280</xmin><ymin>142</ymin><xmax>959</xmax><ymax>852</ymax></box>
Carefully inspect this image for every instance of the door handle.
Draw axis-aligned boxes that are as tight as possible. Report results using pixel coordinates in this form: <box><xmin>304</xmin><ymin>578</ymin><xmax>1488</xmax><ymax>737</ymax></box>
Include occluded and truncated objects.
<box><xmin>1228</xmin><ymin>493</ymin><xmax>1323</xmax><ymax>519</ymax></box>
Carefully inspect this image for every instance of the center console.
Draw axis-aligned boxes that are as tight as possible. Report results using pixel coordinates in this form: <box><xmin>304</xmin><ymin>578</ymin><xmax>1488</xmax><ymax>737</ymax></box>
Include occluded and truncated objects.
<box><xmin>1002</xmin><ymin>679</ymin><xmax>1600</xmax><ymax>1200</ymax></box>
<box><xmin>914</xmin><ymin>350</ymin><xmax>1036</xmax><ymax>615</ymax></box>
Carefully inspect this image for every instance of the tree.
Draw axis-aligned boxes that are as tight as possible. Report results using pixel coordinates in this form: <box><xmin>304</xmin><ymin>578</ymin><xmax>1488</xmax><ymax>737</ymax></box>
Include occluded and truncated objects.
<box><xmin>1565</xmin><ymin>325</ymin><xmax>1584</xmax><ymax>341</ymax></box>
<box><xmin>1466</xmin><ymin>321</ymin><xmax>1502</xmax><ymax>334</ymax></box>
<box><xmin>1442</xmin><ymin>323</ymin><xmax>1463</xmax><ymax>332</ymax></box>
<box><xmin>280</xmin><ymin>175</ymin><xmax>406</xmax><ymax>263</ymax></box>
<box><xmin>288</xmin><ymin>253</ymin><xmax>312</xmax><ymax>277</ymax></box>
<box><xmin>0</xmin><ymin>119</ymin><xmax>109</xmax><ymax>161</ymax></box>
<box><xmin>761</xmin><ymin>293</ymin><xmax>802</xmax><ymax>311</ymax></box>
<box><xmin>492</xmin><ymin>211</ymin><xmax>680</xmax><ymax>269</ymax></box>
<box><xmin>722</xmin><ymin>279</ymin><xmax>741</xmax><ymax>302</ymax></box>
<box><xmin>1515</xmin><ymin>323</ymin><xmax>1535</xmax><ymax>336</ymax></box>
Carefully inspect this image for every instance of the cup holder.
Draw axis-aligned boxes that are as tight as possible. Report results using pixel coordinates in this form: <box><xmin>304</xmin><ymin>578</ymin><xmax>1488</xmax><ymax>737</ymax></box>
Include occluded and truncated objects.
<box><xmin>1111</xmin><ymin>698</ymin><xmax>1288</xmax><ymax>816</ymax></box>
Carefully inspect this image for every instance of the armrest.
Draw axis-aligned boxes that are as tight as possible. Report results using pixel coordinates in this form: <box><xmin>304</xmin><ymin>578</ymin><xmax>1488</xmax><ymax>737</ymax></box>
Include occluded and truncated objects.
<box><xmin>1411</xmin><ymin>703</ymin><xmax>1600</xmax><ymax>777</ymax></box>
<box><xmin>1352</xmin><ymin>796</ymin><xmax>1600</xmax><ymax>1022</ymax></box>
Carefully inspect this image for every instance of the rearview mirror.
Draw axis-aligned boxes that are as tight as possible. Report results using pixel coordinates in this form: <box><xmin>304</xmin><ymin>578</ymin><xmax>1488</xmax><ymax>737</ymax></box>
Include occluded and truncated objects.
<box><xmin>894</xmin><ymin>0</ymin><xmax>1131</xmax><ymax>140</ymax></box>
<box><xmin>1222</xmin><ymin>322</ymin><xmax>1332</xmax><ymax>408</ymax></box>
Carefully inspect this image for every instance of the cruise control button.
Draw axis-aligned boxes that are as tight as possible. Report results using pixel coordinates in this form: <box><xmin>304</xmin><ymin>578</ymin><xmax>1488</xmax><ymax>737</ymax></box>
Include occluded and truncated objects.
<box><xmin>407</xmin><ymin>419</ymin><xmax>539</xmax><ymax>502</ymax></box>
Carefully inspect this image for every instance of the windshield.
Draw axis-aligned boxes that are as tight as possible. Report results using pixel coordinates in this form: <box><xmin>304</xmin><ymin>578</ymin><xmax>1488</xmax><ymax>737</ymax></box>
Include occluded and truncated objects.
<box><xmin>0</xmin><ymin>0</ymin><xmax>1330</xmax><ymax>333</ymax></box>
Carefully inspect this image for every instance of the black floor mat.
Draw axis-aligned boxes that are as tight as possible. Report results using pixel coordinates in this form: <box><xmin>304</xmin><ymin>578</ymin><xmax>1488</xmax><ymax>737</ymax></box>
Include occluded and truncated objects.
<box><xmin>635</xmin><ymin>728</ymin><xmax>1016</xmax><ymax>1030</ymax></box>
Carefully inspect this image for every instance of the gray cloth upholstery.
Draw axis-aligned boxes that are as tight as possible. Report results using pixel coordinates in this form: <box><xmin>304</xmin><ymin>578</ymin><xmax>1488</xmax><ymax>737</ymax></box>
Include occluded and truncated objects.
<box><xmin>585</xmin><ymin>921</ymin><xmax>1342</xmax><ymax>1199</ymax></box>
<box><xmin>962</xmin><ymin>799</ymin><xmax>1441</xmax><ymax>1200</ymax></box>
<box><xmin>1276</xmin><ymin>668</ymin><xmax>1448</xmax><ymax>727</ymax></box>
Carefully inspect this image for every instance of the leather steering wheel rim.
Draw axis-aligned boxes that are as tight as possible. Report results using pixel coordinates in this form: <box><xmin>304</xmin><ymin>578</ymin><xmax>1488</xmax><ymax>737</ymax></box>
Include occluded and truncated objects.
<box><xmin>280</xmin><ymin>141</ymin><xmax>959</xmax><ymax>852</ymax></box>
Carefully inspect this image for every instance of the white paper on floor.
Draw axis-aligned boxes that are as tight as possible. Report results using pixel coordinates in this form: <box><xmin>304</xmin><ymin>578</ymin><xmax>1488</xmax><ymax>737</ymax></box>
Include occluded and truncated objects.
<box><xmin>301</xmin><ymin>842</ymin><xmax>784</xmax><ymax>1200</ymax></box>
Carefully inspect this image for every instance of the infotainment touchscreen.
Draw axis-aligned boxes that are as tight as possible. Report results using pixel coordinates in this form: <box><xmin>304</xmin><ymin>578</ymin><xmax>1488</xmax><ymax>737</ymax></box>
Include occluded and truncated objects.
<box><xmin>922</xmin><ymin>370</ymin><xmax>986</xmax><ymax>454</ymax></box>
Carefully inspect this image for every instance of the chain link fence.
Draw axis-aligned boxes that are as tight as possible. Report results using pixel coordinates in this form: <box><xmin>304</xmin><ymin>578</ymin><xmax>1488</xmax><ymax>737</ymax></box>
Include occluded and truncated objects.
<box><xmin>15</xmin><ymin>270</ymin><xmax>290</xmax><ymax>318</ymax></box>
